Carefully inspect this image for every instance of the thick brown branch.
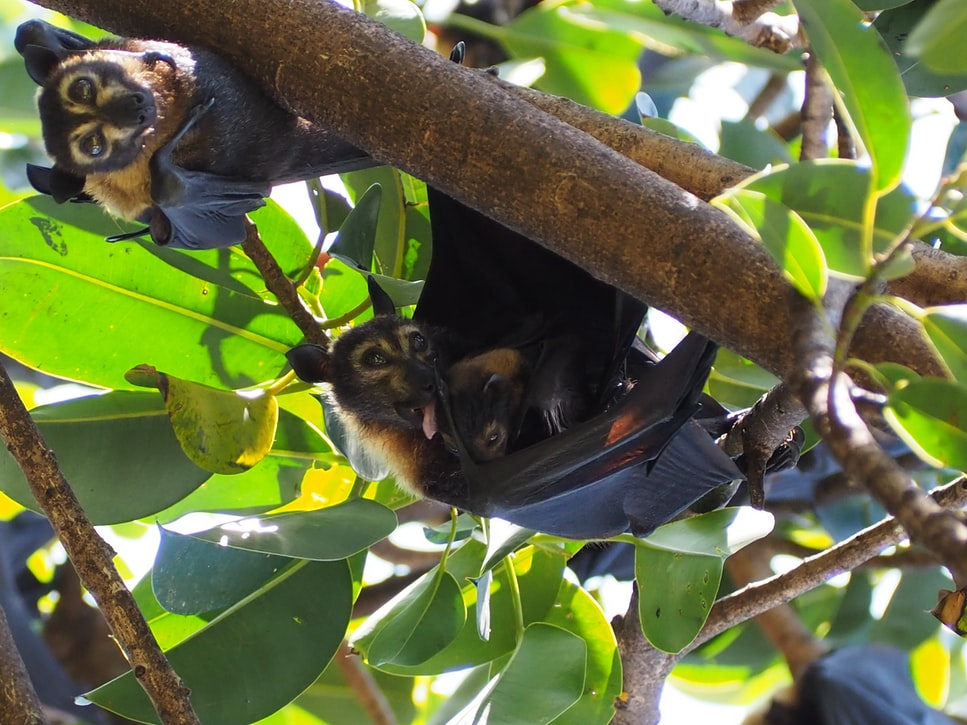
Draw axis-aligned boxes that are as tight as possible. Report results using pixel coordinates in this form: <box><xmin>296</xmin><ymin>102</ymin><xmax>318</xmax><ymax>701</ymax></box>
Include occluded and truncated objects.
<box><xmin>612</xmin><ymin>588</ymin><xmax>674</xmax><ymax>725</ymax></box>
<box><xmin>0</xmin><ymin>364</ymin><xmax>199</xmax><ymax>725</ymax></box>
<box><xmin>27</xmin><ymin>0</ymin><xmax>950</xmax><ymax>389</ymax></box>
<box><xmin>0</xmin><ymin>600</ymin><xmax>45</xmax><ymax>725</ymax></box>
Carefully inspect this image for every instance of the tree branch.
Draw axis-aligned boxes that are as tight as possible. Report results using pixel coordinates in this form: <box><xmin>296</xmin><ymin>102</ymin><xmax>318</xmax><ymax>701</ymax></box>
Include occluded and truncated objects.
<box><xmin>652</xmin><ymin>0</ymin><xmax>800</xmax><ymax>53</ymax></box>
<box><xmin>241</xmin><ymin>220</ymin><xmax>329</xmax><ymax>348</ymax></box>
<box><xmin>27</xmin><ymin>0</ymin><xmax>948</xmax><ymax>387</ymax></box>
<box><xmin>0</xmin><ymin>599</ymin><xmax>45</xmax><ymax>725</ymax></box>
<box><xmin>0</xmin><ymin>364</ymin><xmax>199</xmax><ymax>725</ymax></box>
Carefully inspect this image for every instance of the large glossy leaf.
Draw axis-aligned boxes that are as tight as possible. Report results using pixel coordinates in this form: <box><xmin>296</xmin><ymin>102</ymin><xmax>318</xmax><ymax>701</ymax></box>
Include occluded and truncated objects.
<box><xmin>87</xmin><ymin>559</ymin><xmax>353</xmax><ymax>725</ymax></box>
<box><xmin>797</xmin><ymin>0</ymin><xmax>911</xmax><ymax>190</ymax></box>
<box><xmin>740</xmin><ymin>161</ymin><xmax>918</xmax><ymax>278</ymax></box>
<box><xmin>905</xmin><ymin>0</ymin><xmax>967</xmax><ymax>75</ymax></box>
<box><xmin>127</xmin><ymin>365</ymin><xmax>279</xmax><ymax>474</ymax></box>
<box><xmin>874</xmin><ymin>0</ymin><xmax>967</xmax><ymax>97</ymax></box>
<box><xmin>362</xmin><ymin>0</ymin><xmax>426</xmax><ymax>43</ymax></box>
<box><xmin>152</xmin><ymin>407</ymin><xmax>337</xmax><ymax>521</ymax></box>
<box><xmin>636</xmin><ymin>508</ymin><xmax>774</xmax><ymax>653</ymax></box>
<box><xmin>352</xmin><ymin>568</ymin><xmax>467</xmax><ymax>666</ymax></box>
<box><xmin>0</xmin><ymin>197</ymin><xmax>300</xmax><ymax>390</ymax></box>
<box><xmin>376</xmin><ymin>542</ymin><xmax>567</xmax><ymax>676</ymax></box>
<box><xmin>712</xmin><ymin>188</ymin><xmax>827</xmax><ymax>302</ymax></box>
<box><xmin>449</xmin><ymin>623</ymin><xmax>586</xmax><ymax>725</ymax></box>
<box><xmin>0</xmin><ymin>392</ymin><xmax>210</xmax><ymax>525</ymax></box>
<box><xmin>885</xmin><ymin>379</ymin><xmax>967</xmax><ymax>470</ymax></box>
<box><xmin>707</xmin><ymin>348</ymin><xmax>780</xmax><ymax>409</ymax></box>
<box><xmin>153</xmin><ymin>528</ymin><xmax>292</xmax><ymax>614</ymax></box>
<box><xmin>545</xmin><ymin>581</ymin><xmax>622</xmax><ymax>725</ymax></box>
<box><xmin>189</xmin><ymin>498</ymin><xmax>398</xmax><ymax>560</ymax></box>
<box><xmin>477</xmin><ymin>2</ymin><xmax>645</xmax><ymax>113</ymax></box>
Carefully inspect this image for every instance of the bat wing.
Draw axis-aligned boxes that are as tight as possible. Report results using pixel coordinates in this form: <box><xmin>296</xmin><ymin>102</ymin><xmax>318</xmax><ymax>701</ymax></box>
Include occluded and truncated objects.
<box><xmin>435</xmin><ymin>331</ymin><xmax>741</xmax><ymax>538</ymax></box>
<box><xmin>799</xmin><ymin>645</ymin><xmax>958</xmax><ymax>725</ymax></box>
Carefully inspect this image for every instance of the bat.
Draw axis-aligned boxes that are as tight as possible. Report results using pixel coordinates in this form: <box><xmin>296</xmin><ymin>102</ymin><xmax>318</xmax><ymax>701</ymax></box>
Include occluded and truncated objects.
<box><xmin>750</xmin><ymin>645</ymin><xmax>959</xmax><ymax>724</ymax></box>
<box><xmin>15</xmin><ymin>19</ymin><xmax>374</xmax><ymax>250</ymax></box>
<box><xmin>289</xmin><ymin>189</ymin><xmax>753</xmax><ymax>539</ymax></box>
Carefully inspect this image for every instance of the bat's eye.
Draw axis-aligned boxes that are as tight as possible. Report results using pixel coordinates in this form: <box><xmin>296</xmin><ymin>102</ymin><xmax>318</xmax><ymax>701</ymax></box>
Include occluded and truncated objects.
<box><xmin>363</xmin><ymin>349</ymin><xmax>388</xmax><ymax>367</ymax></box>
<box><xmin>410</xmin><ymin>332</ymin><xmax>427</xmax><ymax>352</ymax></box>
<box><xmin>68</xmin><ymin>77</ymin><xmax>95</xmax><ymax>104</ymax></box>
<box><xmin>79</xmin><ymin>132</ymin><xmax>105</xmax><ymax>158</ymax></box>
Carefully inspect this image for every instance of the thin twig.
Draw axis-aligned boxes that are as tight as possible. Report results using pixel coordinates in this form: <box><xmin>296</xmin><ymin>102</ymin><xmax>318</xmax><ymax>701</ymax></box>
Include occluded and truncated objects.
<box><xmin>241</xmin><ymin>220</ymin><xmax>329</xmax><ymax>348</ymax></box>
<box><xmin>0</xmin><ymin>363</ymin><xmax>200</xmax><ymax>725</ymax></box>
<box><xmin>800</xmin><ymin>53</ymin><xmax>832</xmax><ymax>161</ymax></box>
<box><xmin>335</xmin><ymin>641</ymin><xmax>397</xmax><ymax>725</ymax></box>
<box><xmin>692</xmin><ymin>474</ymin><xmax>967</xmax><ymax>651</ymax></box>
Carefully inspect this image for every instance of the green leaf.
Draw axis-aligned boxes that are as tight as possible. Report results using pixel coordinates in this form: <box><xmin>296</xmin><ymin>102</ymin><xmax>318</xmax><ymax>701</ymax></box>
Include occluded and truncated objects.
<box><xmin>0</xmin><ymin>392</ymin><xmax>210</xmax><ymax>525</ymax></box>
<box><xmin>920</xmin><ymin>305</ymin><xmax>967</xmax><ymax>384</ymax></box>
<box><xmin>873</xmin><ymin>0</ymin><xmax>967</xmax><ymax>97</ymax></box>
<box><xmin>0</xmin><ymin>57</ymin><xmax>42</xmax><ymax>135</ymax></box>
<box><xmin>874</xmin><ymin>0</ymin><xmax>967</xmax><ymax>97</ymax></box>
<box><xmin>87</xmin><ymin>560</ymin><xmax>353</xmax><ymax>725</ymax></box>
<box><xmin>127</xmin><ymin>365</ymin><xmax>279</xmax><ymax>474</ymax></box>
<box><xmin>352</xmin><ymin>568</ymin><xmax>467</xmax><ymax>666</ymax></box>
<box><xmin>718</xmin><ymin>120</ymin><xmax>794</xmax><ymax>169</ymax></box>
<box><xmin>327</xmin><ymin>183</ymin><xmax>383</xmax><ymax>271</ymax></box>
<box><xmin>712</xmin><ymin>188</ymin><xmax>827</xmax><ymax>301</ymax></box>
<box><xmin>453</xmin><ymin>623</ymin><xmax>587</xmax><ymax>725</ymax></box>
<box><xmin>906</xmin><ymin>0</ymin><xmax>967</xmax><ymax>75</ymax></box>
<box><xmin>740</xmin><ymin>161</ymin><xmax>918</xmax><ymax>278</ymax></box>
<box><xmin>190</xmin><ymin>498</ymin><xmax>399</xmax><ymax>560</ymax></box>
<box><xmin>153</xmin><ymin>528</ymin><xmax>292</xmax><ymax>614</ymax></box>
<box><xmin>636</xmin><ymin>508</ymin><xmax>774</xmax><ymax>653</ymax></box>
<box><xmin>152</xmin><ymin>407</ymin><xmax>335</xmax><ymax>521</ymax></box>
<box><xmin>873</xmin><ymin>567</ymin><xmax>952</xmax><ymax>649</ymax></box>
<box><xmin>376</xmin><ymin>542</ymin><xmax>567</xmax><ymax>675</ymax></box>
<box><xmin>361</xmin><ymin>0</ymin><xmax>426</xmax><ymax>43</ymax></box>
<box><xmin>545</xmin><ymin>581</ymin><xmax>622</xmax><ymax>725</ymax></box>
<box><xmin>854</xmin><ymin>0</ymin><xmax>916</xmax><ymax>8</ymax></box>
<box><xmin>0</xmin><ymin>197</ymin><xmax>300</xmax><ymax>390</ymax></box>
<box><xmin>885</xmin><ymin>379</ymin><xmax>967</xmax><ymax>470</ymax></box>
<box><xmin>492</xmin><ymin>3</ymin><xmax>645</xmax><ymax>113</ymax></box>
<box><xmin>707</xmin><ymin>348</ymin><xmax>780</xmax><ymax>409</ymax></box>
<box><xmin>797</xmin><ymin>0</ymin><xmax>911</xmax><ymax>190</ymax></box>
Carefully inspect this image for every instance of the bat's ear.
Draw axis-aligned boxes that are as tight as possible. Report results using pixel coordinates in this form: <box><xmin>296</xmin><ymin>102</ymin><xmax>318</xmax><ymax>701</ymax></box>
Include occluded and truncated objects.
<box><xmin>16</xmin><ymin>20</ymin><xmax>94</xmax><ymax>84</ymax></box>
<box><xmin>286</xmin><ymin>344</ymin><xmax>332</xmax><ymax>383</ymax></box>
<box><xmin>26</xmin><ymin>164</ymin><xmax>87</xmax><ymax>203</ymax></box>
<box><xmin>448</xmin><ymin>41</ymin><xmax>466</xmax><ymax>65</ymax></box>
<box><xmin>367</xmin><ymin>277</ymin><xmax>396</xmax><ymax>317</ymax></box>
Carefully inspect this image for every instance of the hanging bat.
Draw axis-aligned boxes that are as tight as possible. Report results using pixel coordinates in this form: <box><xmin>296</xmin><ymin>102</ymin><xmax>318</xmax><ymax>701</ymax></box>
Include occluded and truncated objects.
<box><xmin>15</xmin><ymin>19</ymin><xmax>374</xmax><ymax>250</ymax></box>
<box><xmin>748</xmin><ymin>644</ymin><xmax>960</xmax><ymax>724</ymax></box>
<box><xmin>288</xmin><ymin>189</ymin><xmax>751</xmax><ymax>539</ymax></box>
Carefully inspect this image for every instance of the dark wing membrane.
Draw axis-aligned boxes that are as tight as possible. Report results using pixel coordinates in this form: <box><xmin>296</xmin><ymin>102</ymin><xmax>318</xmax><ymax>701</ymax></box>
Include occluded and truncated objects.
<box><xmin>416</xmin><ymin>186</ymin><xmax>646</xmax><ymax>396</ymax></box>
<box><xmin>437</xmin><ymin>333</ymin><xmax>740</xmax><ymax>538</ymax></box>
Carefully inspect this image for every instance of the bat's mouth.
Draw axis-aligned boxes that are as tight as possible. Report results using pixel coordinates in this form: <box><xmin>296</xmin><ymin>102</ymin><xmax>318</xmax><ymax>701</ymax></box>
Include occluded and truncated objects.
<box><xmin>395</xmin><ymin>401</ymin><xmax>439</xmax><ymax>440</ymax></box>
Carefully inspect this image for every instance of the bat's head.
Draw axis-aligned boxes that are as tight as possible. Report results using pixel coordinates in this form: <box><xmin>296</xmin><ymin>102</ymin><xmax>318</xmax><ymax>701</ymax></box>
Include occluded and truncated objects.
<box><xmin>443</xmin><ymin>349</ymin><xmax>529</xmax><ymax>461</ymax></box>
<box><xmin>295</xmin><ymin>316</ymin><xmax>441</xmax><ymax>438</ymax></box>
<box><xmin>34</xmin><ymin>50</ymin><xmax>173</xmax><ymax>177</ymax></box>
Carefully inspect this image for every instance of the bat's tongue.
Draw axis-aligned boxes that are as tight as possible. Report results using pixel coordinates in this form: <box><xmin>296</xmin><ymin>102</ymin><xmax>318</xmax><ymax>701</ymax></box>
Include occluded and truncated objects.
<box><xmin>421</xmin><ymin>402</ymin><xmax>438</xmax><ymax>440</ymax></box>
